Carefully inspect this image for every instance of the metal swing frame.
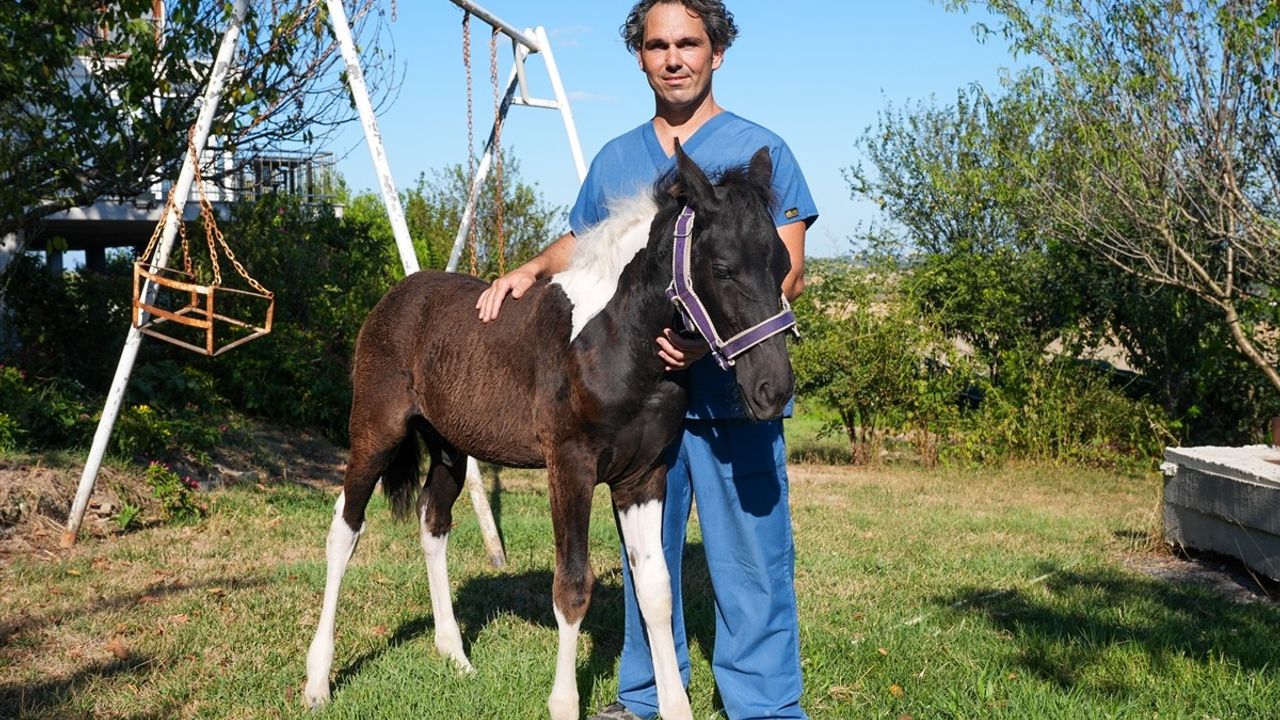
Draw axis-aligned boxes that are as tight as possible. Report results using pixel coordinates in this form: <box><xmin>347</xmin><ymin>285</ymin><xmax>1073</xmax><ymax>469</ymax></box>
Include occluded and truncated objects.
<box><xmin>64</xmin><ymin>0</ymin><xmax>588</xmax><ymax>557</ymax></box>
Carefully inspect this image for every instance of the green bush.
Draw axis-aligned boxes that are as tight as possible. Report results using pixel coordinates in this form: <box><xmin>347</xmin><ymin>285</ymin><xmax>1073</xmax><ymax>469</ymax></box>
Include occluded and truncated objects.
<box><xmin>0</xmin><ymin>364</ymin><xmax>94</xmax><ymax>450</ymax></box>
<box><xmin>793</xmin><ymin>259</ymin><xmax>963</xmax><ymax>464</ymax></box>
<box><xmin>144</xmin><ymin>461</ymin><xmax>203</xmax><ymax>524</ymax></box>
<box><xmin>946</xmin><ymin>351</ymin><xmax>1173</xmax><ymax>470</ymax></box>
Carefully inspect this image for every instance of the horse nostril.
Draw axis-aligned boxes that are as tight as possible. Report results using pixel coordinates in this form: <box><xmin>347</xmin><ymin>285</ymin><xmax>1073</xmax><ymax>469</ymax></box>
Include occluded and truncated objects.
<box><xmin>756</xmin><ymin>380</ymin><xmax>781</xmax><ymax>407</ymax></box>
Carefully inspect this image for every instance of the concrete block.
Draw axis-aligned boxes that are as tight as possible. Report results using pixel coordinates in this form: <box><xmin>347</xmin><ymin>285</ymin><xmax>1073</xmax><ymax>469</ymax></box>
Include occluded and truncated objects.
<box><xmin>1162</xmin><ymin>445</ymin><xmax>1280</xmax><ymax>582</ymax></box>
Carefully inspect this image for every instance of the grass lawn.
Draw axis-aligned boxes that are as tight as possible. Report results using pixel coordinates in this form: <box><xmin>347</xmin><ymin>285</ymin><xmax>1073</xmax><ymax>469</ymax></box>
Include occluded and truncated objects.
<box><xmin>2</xmin><ymin>456</ymin><xmax>1277</xmax><ymax>719</ymax></box>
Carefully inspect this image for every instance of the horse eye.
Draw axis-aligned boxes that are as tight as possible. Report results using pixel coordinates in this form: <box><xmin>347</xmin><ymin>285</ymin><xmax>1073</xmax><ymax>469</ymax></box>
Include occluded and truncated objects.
<box><xmin>712</xmin><ymin>264</ymin><xmax>733</xmax><ymax>280</ymax></box>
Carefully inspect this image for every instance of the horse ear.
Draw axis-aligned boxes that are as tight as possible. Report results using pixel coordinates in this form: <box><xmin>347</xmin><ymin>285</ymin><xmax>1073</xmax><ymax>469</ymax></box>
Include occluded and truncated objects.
<box><xmin>671</xmin><ymin>138</ymin><xmax>714</xmax><ymax>208</ymax></box>
<box><xmin>748</xmin><ymin>146</ymin><xmax>773</xmax><ymax>190</ymax></box>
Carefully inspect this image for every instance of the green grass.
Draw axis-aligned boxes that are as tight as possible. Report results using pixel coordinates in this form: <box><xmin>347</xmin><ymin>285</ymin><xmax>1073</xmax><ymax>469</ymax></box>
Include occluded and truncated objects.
<box><xmin>2</xmin><ymin>461</ymin><xmax>1278</xmax><ymax>719</ymax></box>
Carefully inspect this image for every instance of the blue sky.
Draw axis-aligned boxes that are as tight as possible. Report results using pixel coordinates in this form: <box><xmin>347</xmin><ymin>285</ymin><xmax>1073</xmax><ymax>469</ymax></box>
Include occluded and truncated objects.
<box><xmin>331</xmin><ymin>1</ymin><xmax>1021</xmax><ymax>257</ymax></box>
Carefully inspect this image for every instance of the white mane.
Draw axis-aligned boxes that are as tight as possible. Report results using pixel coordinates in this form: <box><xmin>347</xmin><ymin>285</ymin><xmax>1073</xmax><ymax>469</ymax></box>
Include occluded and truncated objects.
<box><xmin>551</xmin><ymin>192</ymin><xmax>660</xmax><ymax>340</ymax></box>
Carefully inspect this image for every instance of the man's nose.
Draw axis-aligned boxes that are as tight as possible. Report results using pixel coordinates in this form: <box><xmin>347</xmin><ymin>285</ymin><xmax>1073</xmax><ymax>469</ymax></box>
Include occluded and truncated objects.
<box><xmin>663</xmin><ymin>48</ymin><xmax>682</xmax><ymax>70</ymax></box>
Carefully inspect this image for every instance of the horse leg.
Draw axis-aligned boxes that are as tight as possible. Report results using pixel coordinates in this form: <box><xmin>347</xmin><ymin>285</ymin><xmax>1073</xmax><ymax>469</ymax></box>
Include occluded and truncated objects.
<box><xmin>547</xmin><ymin>468</ymin><xmax>596</xmax><ymax>720</ymax></box>
<box><xmin>304</xmin><ymin>405</ymin><xmax>405</xmax><ymax>708</ymax></box>
<box><xmin>418</xmin><ymin>429</ymin><xmax>472</xmax><ymax>672</ymax></box>
<box><xmin>615</xmin><ymin>467</ymin><xmax>693</xmax><ymax>720</ymax></box>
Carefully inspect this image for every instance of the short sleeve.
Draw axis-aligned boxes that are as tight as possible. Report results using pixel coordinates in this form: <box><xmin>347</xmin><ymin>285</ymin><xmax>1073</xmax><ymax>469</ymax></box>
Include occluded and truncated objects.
<box><xmin>569</xmin><ymin>153</ymin><xmax>608</xmax><ymax>235</ymax></box>
<box><xmin>768</xmin><ymin>140</ymin><xmax>818</xmax><ymax>230</ymax></box>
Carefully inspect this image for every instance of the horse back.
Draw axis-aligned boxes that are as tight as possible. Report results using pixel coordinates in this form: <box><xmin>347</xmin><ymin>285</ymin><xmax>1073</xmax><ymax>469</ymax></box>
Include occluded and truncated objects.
<box><xmin>353</xmin><ymin>270</ymin><xmax>573</xmax><ymax>468</ymax></box>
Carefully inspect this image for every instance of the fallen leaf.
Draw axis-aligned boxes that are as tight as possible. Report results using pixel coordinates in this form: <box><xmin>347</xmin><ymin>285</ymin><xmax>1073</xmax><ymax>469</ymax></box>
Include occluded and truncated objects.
<box><xmin>827</xmin><ymin>685</ymin><xmax>854</xmax><ymax>701</ymax></box>
<box><xmin>105</xmin><ymin>637</ymin><xmax>129</xmax><ymax>660</ymax></box>
<box><xmin>889</xmin><ymin>683</ymin><xmax>904</xmax><ymax>698</ymax></box>
<box><xmin>898</xmin><ymin>714</ymin><xmax>914</xmax><ymax>720</ymax></box>
<box><xmin>207</xmin><ymin>587</ymin><xmax>225</xmax><ymax>597</ymax></box>
<box><xmin>371</xmin><ymin>625</ymin><xmax>388</xmax><ymax>637</ymax></box>
<box><xmin>1007</xmin><ymin>672</ymin><xmax>1018</xmax><ymax>680</ymax></box>
<box><xmin>877</xmin><ymin>647</ymin><xmax>889</xmax><ymax>656</ymax></box>
<box><xmin>169</xmin><ymin>614</ymin><xmax>189</xmax><ymax>625</ymax></box>
<box><xmin>138</xmin><ymin>594</ymin><xmax>161</xmax><ymax>605</ymax></box>
<box><xmin>66</xmin><ymin>569</ymin><xmax>81</xmax><ymax>577</ymax></box>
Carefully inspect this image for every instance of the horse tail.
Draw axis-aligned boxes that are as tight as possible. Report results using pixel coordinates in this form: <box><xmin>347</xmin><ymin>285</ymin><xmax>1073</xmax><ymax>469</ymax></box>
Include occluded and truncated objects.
<box><xmin>381</xmin><ymin>431</ymin><xmax>423</xmax><ymax>522</ymax></box>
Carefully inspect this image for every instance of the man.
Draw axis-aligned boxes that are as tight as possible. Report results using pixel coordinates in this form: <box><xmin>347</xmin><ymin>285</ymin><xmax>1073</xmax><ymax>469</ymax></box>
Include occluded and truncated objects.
<box><xmin>476</xmin><ymin>1</ymin><xmax>816</xmax><ymax>717</ymax></box>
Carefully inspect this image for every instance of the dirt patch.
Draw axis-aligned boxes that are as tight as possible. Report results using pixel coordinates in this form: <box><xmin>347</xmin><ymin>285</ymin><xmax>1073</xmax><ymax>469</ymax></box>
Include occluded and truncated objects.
<box><xmin>0</xmin><ymin>420</ymin><xmax>347</xmax><ymax>565</ymax></box>
<box><xmin>1123</xmin><ymin>549</ymin><xmax>1278</xmax><ymax>604</ymax></box>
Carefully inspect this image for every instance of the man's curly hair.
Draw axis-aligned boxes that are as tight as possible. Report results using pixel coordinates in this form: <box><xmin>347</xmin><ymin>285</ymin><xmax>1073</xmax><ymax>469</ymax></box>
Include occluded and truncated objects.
<box><xmin>620</xmin><ymin>0</ymin><xmax>739</xmax><ymax>54</ymax></box>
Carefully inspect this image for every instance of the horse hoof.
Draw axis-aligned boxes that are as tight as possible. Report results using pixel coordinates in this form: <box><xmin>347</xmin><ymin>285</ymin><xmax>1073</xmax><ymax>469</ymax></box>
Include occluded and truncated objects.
<box><xmin>547</xmin><ymin>692</ymin><xmax>578</xmax><ymax>720</ymax></box>
<box><xmin>303</xmin><ymin>682</ymin><xmax>330</xmax><ymax>711</ymax></box>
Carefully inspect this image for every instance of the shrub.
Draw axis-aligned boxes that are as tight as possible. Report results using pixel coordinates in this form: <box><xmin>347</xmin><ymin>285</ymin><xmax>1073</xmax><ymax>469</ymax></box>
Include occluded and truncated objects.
<box><xmin>793</xmin><ymin>259</ymin><xmax>963</xmax><ymax>464</ymax></box>
<box><xmin>947</xmin><ymin>351</ymin><xmax>1173</xmax><ymax>470</ymax></box>
<box><xmin>144</xmin><ymin>461</ymin><xmax>203</xmax><ymax>524</ymax></box>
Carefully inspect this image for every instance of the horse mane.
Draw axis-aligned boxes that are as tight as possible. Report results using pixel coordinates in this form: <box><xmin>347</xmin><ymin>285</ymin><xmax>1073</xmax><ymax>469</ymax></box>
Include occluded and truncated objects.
<box><xmin>655</xmin><ymin>161</ymin><xmax>777</xmax><ymax>216</ymax></box>
<box><xmin>551</xmin><ymin>191</ymin><xmax>660</xmax><ymax>340</ymax></box>
<box><xmin>551</xmin><ymin>159</ymin><xmax>775</xmax><ymax>342</ymax></box>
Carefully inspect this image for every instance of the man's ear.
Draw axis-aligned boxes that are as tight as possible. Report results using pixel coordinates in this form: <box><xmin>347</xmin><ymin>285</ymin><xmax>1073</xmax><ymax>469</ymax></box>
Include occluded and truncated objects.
<box><xmin>670</xmin><ymin>139</ymin><xmax>715</xmax><ymax>208</ymax></box>
<box><xmin>711</xmin><ymin>46</ymin><xmax>724</xmax><ymax>70</ymax></box>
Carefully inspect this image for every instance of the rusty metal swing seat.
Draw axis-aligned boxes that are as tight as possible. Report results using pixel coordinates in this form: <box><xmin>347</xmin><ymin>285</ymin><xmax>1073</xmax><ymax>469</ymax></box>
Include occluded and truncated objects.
<box><xmin>132</xmin><ymin>134</ymin><xmax>274</xmax><ymax>356</ymax></box>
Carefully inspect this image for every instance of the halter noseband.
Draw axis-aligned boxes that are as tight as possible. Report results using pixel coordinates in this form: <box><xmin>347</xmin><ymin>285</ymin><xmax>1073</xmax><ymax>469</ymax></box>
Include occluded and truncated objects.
<box><xmin>664</xmin><ymin>205</ymin><xmax>799</xmax><ymax>371</ymax></box>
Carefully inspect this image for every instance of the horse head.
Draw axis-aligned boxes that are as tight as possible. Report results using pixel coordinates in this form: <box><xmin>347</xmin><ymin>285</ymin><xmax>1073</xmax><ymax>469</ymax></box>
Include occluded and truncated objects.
<box><xmin>666</xmin><ymin>142</ymin><xmax>796</xmax><ymax>421</ymax></box>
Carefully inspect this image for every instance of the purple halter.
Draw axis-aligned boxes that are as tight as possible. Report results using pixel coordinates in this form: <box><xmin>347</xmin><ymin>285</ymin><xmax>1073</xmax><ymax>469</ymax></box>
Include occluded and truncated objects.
<box><xmin>664</xmin><ymin>206</ymin><xmax>799</xmax><ymax>371</ymax></box>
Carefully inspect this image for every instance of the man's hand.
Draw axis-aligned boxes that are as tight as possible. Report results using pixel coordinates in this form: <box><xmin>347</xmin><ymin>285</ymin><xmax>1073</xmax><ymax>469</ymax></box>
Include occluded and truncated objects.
<box><xmin>657</xmin><ymin>327</ymin><xmax>709</xmax><ymax>370</ymax></box>
<box><xmin>476</xmin><ymin>268</ymin><xmax>538</xmax><ymax>322</ymax></box>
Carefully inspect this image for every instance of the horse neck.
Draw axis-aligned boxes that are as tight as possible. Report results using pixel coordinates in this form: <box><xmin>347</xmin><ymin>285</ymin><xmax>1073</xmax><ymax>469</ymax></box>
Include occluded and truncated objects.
<box><xmin>596</xmin><ymin>219</ymin><xmax>679</xmax><ymax>362</ymax></box>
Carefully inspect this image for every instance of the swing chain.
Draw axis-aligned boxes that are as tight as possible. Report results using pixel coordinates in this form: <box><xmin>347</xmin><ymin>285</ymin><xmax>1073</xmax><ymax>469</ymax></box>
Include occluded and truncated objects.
<box><xmin>463</xmin><ymin>11</ymin><xmax>478</xmax><ymax>276</ymax></box>
<box><xmin>138</xmin><ymin>126</ymin><xmax>273</xmax><ymax>299</ymax></box>
<box><xmin>490</xmin><ymin>27</ymin><xmax>505</xmax><ymax>277</ymax></box>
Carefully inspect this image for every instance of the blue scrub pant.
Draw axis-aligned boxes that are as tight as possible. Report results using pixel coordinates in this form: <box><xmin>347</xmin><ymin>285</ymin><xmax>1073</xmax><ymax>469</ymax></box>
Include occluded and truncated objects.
<box><xmin>616</xmin><ymin>419</ymin><xmax>806</xmax><ymax>719</ymax></box>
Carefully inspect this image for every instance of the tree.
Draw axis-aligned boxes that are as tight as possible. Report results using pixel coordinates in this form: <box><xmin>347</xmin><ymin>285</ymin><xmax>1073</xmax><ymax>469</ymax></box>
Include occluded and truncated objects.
<box><xmin>0</xmin><ymin>0</ymin><xmax>392</xmax><ymax>247</ymax></box>
<box><xmin>949</xmin><ymin>0</ymin><xmax>1280</xmax><ymax>392</ymax></box>
<box><xmin>792</xmin><ymin>258</ymin><xmax>961</xmax><ymax>463</ymax></box>
<box><xmin>849</xmin><ymin>83</ymin><xmax>1096</xmax><ymax>379</ymax></box>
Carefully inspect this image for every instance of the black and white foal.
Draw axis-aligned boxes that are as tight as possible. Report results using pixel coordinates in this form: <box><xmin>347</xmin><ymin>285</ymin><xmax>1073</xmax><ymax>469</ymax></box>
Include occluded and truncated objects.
<box><xmin>304</xmin><ymin>144</ymin><xmax>796</xmax><ymax>719</ymax></box>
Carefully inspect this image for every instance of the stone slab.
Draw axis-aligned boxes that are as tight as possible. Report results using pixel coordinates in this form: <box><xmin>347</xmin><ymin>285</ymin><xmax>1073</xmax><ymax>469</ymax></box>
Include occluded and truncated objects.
<box><xmin>1163</xmin><ymin>445</ymin><xmax>1280</xmax><ymax>489</ymax></box>
<box><xmin>1163</xmin><ymin>503</ymin><xmax>1280</xmax><ymax>581</ymax></box>
<box><xmin>1162</xmin><ymin>444</ymin><xmax>1280</xmax><ymax>582</ymax></box>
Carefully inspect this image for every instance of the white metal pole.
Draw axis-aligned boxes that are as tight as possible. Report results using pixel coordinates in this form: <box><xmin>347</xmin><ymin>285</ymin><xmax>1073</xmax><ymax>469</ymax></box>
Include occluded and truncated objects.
<box><xmin>465</xmin><ymin>457</ymin><xmax>506</xmax><ymax>566</ymax></box>
<box><xmin>447</xmin><ymin>0</ymin><xmax>540</xmax><ymax>52</ymax></box>
<box><xmin>445</xmin><ymin>59</ymin><xmax>521</xmax><ymax>273</ymax></box>
<box><xmin>325</xmin><ymin>0</ymin><xmax>419</xmax><ymax>276</ymax></box>
<box><xmin>535</xmin><ymin>27</ymin><xmax>588</xmax><ymax>182</ymax></box>
<box><xmin>63</xmin><ymin>0</ymin><xmax>251</xmax><ymax>547</ymax></box>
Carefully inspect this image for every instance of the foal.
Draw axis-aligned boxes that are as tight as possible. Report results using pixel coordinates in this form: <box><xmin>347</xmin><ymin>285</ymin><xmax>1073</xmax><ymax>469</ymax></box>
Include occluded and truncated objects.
<box><xmin>304</xmin><ymin>145</ymin><xmax>795</xmax><ymax>719</ymax></box>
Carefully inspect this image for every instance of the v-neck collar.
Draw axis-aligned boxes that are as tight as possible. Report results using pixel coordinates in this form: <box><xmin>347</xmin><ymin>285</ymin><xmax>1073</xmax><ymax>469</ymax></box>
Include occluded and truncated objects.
<box><xmin>643</xmin><ymin>111</ymin><xmax>736</xmax><ymax>169</ymax></box>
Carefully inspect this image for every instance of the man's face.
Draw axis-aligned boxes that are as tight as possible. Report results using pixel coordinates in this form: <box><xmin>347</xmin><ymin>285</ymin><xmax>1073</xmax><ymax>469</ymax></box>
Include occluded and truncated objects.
<box><xmin>639</xmin><ymin>2</ymin><xmax>724</xmax><ymax>113</ymax></box>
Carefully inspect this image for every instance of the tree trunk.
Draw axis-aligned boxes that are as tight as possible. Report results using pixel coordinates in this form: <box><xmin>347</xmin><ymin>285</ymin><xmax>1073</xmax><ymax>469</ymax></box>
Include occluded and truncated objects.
<box><xmin>1222</xmin><ymin>301</ymin><xmax>1280</xmax><ymax>395</ymax></box>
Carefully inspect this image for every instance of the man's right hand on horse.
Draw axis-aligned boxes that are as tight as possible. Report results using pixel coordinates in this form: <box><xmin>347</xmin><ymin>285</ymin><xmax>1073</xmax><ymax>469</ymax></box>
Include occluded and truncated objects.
<box><xmin>477</xmin><ymin>268</ymin><xmax>537</xmax><ymax>322</ymax></box>
<box><xmin>477</xmin><ymin>232</ymin><xmax>578</xmax><ymax>323</ymax></box>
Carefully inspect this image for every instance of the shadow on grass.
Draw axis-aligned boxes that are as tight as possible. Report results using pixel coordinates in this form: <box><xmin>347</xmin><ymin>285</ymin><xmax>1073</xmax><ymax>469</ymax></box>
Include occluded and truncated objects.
<box><xmin>335</xmin><ymin>542</ymin><xmax>721</xmax><ymax>715</ymax></box>
<box><xmin>1</xmin><ymin>575</ymin><xmax>269</xmax><ymax>641</ymax></box>
<box><xmin>1</xmin><ymin>574</ymin><xmax>270</xmax><ymax>719</ymax></box>
<box><xmin>0</xmin><ymin>654</ymin><xmax>179</xmax><ymax>720</ymax></box>
<box><xmin>939</xmin><ymin>566</ymin><xmax>1280</xmax><ymax>694</ymax></box>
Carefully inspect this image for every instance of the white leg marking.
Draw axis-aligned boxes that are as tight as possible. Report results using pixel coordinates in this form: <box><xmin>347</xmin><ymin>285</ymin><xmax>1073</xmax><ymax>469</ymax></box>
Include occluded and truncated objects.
<box><xmin>618</xmin><ymin>500</ymin><xmax>693</xmax><ymax>720</ymax></box>
<box><xmin>420</xmin><ymin>505</ymin><xmax>473</xmax><ymax>673</ymax></box>
<box><xmin>547</xmin><ymin>604</ymin><xmax>582</xmax><ymax>720</ymax></box>
<box><xmin>304</xmin><ymin>493</ymin><xmax>362</xmax><ymax>709</ymax></box>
